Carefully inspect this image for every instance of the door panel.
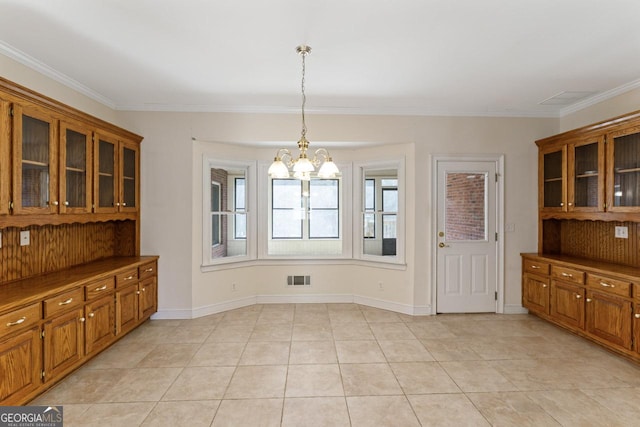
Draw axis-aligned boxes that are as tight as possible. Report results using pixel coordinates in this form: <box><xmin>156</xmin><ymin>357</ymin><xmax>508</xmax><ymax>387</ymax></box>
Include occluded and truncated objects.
<box><xmin>436</xmin><ymin>160</ymin><xmax>498</xmax><ymax>313</ymax></box>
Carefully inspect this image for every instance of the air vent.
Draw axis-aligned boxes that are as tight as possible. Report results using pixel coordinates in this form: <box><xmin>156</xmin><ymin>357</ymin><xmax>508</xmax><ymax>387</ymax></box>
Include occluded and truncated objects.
<box><xmin>539</xmin><ymin>91</ymin><xmax>597</xmax><ymax>106</ymax></box>
<box><xmin>287</xmin><ymin>275</ymin><xmax>311</xmax><ymax>286</ymax></box>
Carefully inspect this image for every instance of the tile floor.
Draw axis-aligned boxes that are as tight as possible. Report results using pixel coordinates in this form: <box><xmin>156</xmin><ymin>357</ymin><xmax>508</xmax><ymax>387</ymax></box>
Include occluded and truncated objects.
<box><xmin>32</xmin><ymin>303</ymin><xmax>640</xmax><ymax>426</ymax></box>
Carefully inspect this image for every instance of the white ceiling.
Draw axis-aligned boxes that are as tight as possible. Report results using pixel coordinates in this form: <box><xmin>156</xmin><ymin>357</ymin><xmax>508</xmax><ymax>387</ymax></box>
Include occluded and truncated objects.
<box><xmin>1</xmin><ymin>0</ymin><xmax>640</xmax><ymax>118</ymax></box>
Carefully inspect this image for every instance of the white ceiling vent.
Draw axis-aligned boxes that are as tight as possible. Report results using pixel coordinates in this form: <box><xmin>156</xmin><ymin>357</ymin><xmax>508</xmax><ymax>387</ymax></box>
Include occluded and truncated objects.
<box><xmin>539</xmin><ymin>91</ymin><xmax>598</xmax><ymax>106</ymax></box>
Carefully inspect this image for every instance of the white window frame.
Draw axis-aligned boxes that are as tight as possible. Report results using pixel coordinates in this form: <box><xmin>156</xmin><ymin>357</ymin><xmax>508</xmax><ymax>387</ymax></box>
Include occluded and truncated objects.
<box><xmin>258</xmin><ymin>162</ymin><xmax>352</xmax><ymax>260</ymax></box>
<box><xmin>202</xmin><ymin>157</ymin><xmax>256</xmax><ymax>268</ymax></box>
<box><xmin>354</xmin><ymin>158</ymin><xmax>406</xmax><ymax>265</ymax></box>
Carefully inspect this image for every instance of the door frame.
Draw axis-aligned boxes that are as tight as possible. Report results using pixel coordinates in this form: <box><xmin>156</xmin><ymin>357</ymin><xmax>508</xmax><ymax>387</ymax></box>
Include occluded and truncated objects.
<box><xmin>430</xmin><ymin>154</ymin><xmax>505</xmax><ymax>314</ymax></box>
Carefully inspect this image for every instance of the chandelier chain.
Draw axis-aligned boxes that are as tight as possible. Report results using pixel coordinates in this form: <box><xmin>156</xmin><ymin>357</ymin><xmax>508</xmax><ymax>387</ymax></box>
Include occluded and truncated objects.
<box><xmin>300</xmin><ymin>49</ymin><xmax>307</xmax><ymax>139</ymax></box>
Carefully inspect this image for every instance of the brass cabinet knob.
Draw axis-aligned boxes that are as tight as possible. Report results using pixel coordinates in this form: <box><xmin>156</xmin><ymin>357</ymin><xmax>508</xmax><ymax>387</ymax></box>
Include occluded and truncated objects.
<box><xmin>88</xmin><ymin>312</ymin><xmax>95</xmax><ymax>318</ymax></box>
<box><xmin>79</xmin><ymin>317</ymin><xmax>86</xmax><ymax>323</ymax></box>
<box><xmin>136</xmin><ymin>291</ymin><xmax>141</xmax><ymax>295</ymax></box>
<box><xmin>64</xmin><ymin>201</ymin><xmax>69</xmax><ymax>206</ymax></box>
<box><xmin>53</xmin><ymin>201</ymin><xmax>59</xmax><ymax>206</ymax></box>
<box><xmin>542</xmin><ymin>284</ymin><xmax>547</xmax><ymax>288</ymax></box>
<box><xmin>586</xmin><ymin>298</ymin><xmax>592</xmax><ymax>302</ymax></box>
<box><xmin>635</xmin><ymin>314</ymin><xmax>640</xmax><ymax>319</ymax></box>
<box><xmin>575</xmin><ymin>294</ymin><xmax>582</xmax><ymax>299</ymax></box>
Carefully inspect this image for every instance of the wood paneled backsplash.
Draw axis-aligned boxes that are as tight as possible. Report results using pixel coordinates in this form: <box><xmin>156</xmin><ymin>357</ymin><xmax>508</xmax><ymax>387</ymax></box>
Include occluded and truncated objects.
<box><xmin>542</xmin><ymin>219</ymin><xmax>639</xmax><ymax>266</ymax></box>
<box><xmin>0</xmin><ymin>221</ymin><xmax>136</xmax><ymax>284</ymax></box>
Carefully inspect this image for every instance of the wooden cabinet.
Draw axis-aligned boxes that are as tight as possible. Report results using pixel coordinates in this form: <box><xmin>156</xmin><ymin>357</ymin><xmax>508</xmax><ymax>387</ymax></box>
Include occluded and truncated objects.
<box><xmin>43</xmin><ymin>308</ymin><xmax>84</xmax><ymax>382</ymax></box>
<box><xmin>84</xmin><ymin>294</ymin><xmax>115</xmax><ymax>357</ymax></box>
<box><xmin>634</xmin><ymin>303</ymin><xmax>640</xmax><ymax>354</ymax></box>
<box><xmin>606</xmin><ymin>125</ymin><xmax>640</xmax><ymax>212</ymax></box>
<box><xmin>59</xmin><ymin>120</ymin><xmax>93</xmax><ymax>214</ymax></box>
<box><xmin>522</xmin><ymin>273</ymin><xmax>549</xmax><ymax>315</ymax></box>
<box><xmin>550</xmin><ymin>280</ymin><xmax>585</xmax><ymax>330</ymax></box>
<box><xmin>94</xmin><ymin>133</ymin><xmax>139</xmax><ymax>214</ymax></box>
<box><xmin>12</xmin><ymin>103</ymin><xmax>58</xmax><ymax>215</ymax></box>
<box><xmin>568</xmin><ymin>136</ymin><xmax>605</xmax><ymax>212</ymax></box>
<box><xmin>116</xmin><ymin>283</ymin><xmax>139</xmax><ymax>335</ymax></box>
<box><xmin>586</xmin><ymin>290</ymin><xmax>632</xmax><ymax>350</ymax></box>
<box><xmin>0</xmin><ymin>327</ymin><xmax>42</xmax><ymax>404</ymax></box>
<box><xmin>0</xmin><ymin>97</ymin><xmax>10</xmax><ymax>215</ymax></box>
<box><xmin>138</xmin><ymin>277</ymin><xmax>157</xmax><ymax>320</ymax></box>
<box><xmin>539</xmin><ymin>144</ymin><xmax>566</xmax><ymax>212</ymax></box>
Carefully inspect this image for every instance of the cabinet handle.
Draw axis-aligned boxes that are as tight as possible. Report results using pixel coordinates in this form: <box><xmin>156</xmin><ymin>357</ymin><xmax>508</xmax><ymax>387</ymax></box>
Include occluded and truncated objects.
<box><xmin>64</xmin><ymin>201</ymin><xmax>69</xmax><ymax>206</ymax></box>
<box><xmin>88</xmin><ymin>313</ymin><xmax>95</xmax><ymax>318</ymax></box>
<box><xmin>599</xmin><ymin>282</ymin><xmax>614</xmax><ymax>288</ymax></box>
<box><xmin>95</xmin><ymin>285</ymin><xmax>108</xmax><ymax>291</ymax></box>
<box><xmin>6</xmin><ymin>316</ymin><xmax>26</xmax><ymax>327</ymax></box>
<box><xmin>560</xmin><ymin>202</ymin><xmax>564</xmax><ymax>207</ymax></box>
<box><xmin>568</xmin><ymin>202</ymin><xmax>573</xmax><ymax>206</ymax></box>
<box><xmin>561</xmin><ymin>273</ymin><xmax>573</xmax><ymax>278</ymax></box>
<box><xmin>53</xmin><ymin>201</ymin><xmax>59</xmax><ymax>206</ymax></box>
<box><xmin>144</xmin><ymin>268</ymin><xmax>154</xmax><ymax>272</ymax></box>
<box><xmin>141</xmin><ymin>287</ymin><xmax>146</xmax><ymax>292</ymax></box>
<box><xmin>136</xmin><ymin>291</ymin><xmax>141</xmax><ymax>295</ymax></box>
<box><xmin>635</xmin><ymin>314</ymin><xmax>640</xmax><ymax>319</ymax></box>
<box><xmin>531</xmin><ymin>265</ymin><xmax>540</xmax><ymax>269</ymax></box>
<box><xmin>575</xmin><ymin>294</ymin><xmax>582</xmax><ymax>299</ymax></box>
<box><xmin>123</xmin><ymin>275</ymin><xmax>134</xmax><ymax>281</ymax></box>
<box><xmin>122</xmin><ymin>202</ymin><xmax>127</xmax><ymax>207</ymax></box>
<box><xmin>79</xmin><ymin>317</ymin><xmax>86</xmax><ymax>323</ymax></box>
<box><xmin>586</xmin><ymin>298</ymin><xmax>592</xmax><ymax>302</ymax></box>
<box><xmin>58</xmin><ymin>298</ymin><xmax>73</xmax><ymax>306</ymax></box>
<box><xmin>542</xmin><ymin>284</ymin><xmax>547</xmax><ymax>288</ymax></box>
<box><xmin>116</xmin><ymin>202</ymin><xmax>120</xmax><ymax>206</ymax></box>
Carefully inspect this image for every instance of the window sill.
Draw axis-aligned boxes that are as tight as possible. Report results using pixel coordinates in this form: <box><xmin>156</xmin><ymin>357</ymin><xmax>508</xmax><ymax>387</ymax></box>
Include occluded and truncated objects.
<box><xmin>201</xmin><ymin>257</ymin><xmax>407</xmax><ymax>272</ymax></box>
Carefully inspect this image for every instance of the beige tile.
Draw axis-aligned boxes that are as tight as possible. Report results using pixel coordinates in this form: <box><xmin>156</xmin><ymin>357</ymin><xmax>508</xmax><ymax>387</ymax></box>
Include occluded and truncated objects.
<box><xmin>286</xmin><ymin>364</ymin><xmax>344</xmax><ymax>397</ymax></box>
<box><xmin>67</xmin><ymin>402</ymin><xmax>155</xmax><ymax>427</ymax></box>
<box><xmin>257</xmin><ymin>308</ymin><xmax>295</xmax><ymax>324</ymax></box>
<box><xmin>420</xmin><ymin>338</ymin><xmax>482</xmax><ymax>361</ymax></box>
<box><xmin>250</xmin><ymin>323</ymin><xmax>293</xmax><ymax>341</ymax></box>
<box><xmin>220</xmin><ymin>307</ymin><xmax>260</xmax><ymax>324</ymax></box>
<box><xmin>329</xmin><ymin>310</ymin><xmax>366</xmax><ymax>324</ymax></box>
<box><xmin>390</xmin><ymin>362</ymin><xmax>460</xmax><ymax>394</ymax></box>
<box><xmin>467</xmin><ymin>391</ymin><xmax>561</xmax><ymax>426</ymax></box>
<box><xmin>99</xmin><ymin>367</ymin><xmax>182</xmax><ymax>402</ymax></box>
<box><xmin>327</xmin><ymin>303</ymin><xmax>361</xmax><ymax>311</ymax></box>
<box><xmin>84</xmin><ymin>341</ymin><xmax>157</xmax><ymax>369</ymax></box>
<box><xmin>213</xmin><ymin>398</ymin><xmax>283</xmax><ymax>427</ymax></box>
<box><xmin>120</xmin><ymin>325</ymin><xmax>180</xmax><ymax>344</ymax></box>
<box><xmin>369</xmin><ymin>322</ymin><xmax>416</xmax><ymax>340</ymax></box>
<box><xmin>378</xmin><ymin>340</ymin><xmax>434</xmax><ymax>362</ymax></box>
<box><xmin>294</xmin><ymin>311</ymin><xmax>331</xmax><ymax>324</ymax></box>
<box><xmin>347</xmin><ymin>395</ymin><xmax>421</xmax><ymax>427</ymax></box>
<box><xmin>162</xmin><ymin>325</ymin><xmax>213</xmax><ymax>344</ymax></box>
<box><xmin>239</xmin><ymin>341</ymin><xmax>290</xmax><ymax>365</ymax></box>
<box><xmin>162</xmin><ymin>366</ymin><xmax>235</xmax><ymax>400</ymax></box>
<box><xmin>141</xmin><ymin>400</ymin><xmax>220</xmax><ymax>427</ymax></box>
<box><xmin>282</xmin><ymin>397</ymin><xmax>350</xmax><ymax>427</ymax></box>
<box><xmin>335</xmin><ymin>340</ymin><xmax>386</xmax><ymax>363</ymax></box>
<box><xmin>146</xmin><ymin>319</ymin><xmax>186</xmax><ymax>328</ymax></box>
<box><xmin>188</xmin><ymin>342</ymin><xmax>246</xmax><ymax>367</ymax></box>
<box><xmin>444</xmin><ymin>319</ymin><xmax>541</xmax><ymax>338</ymax></box>
<box><xmin>292</xmin><ymin>323</ymin><xmax>333</xmax><ymax>340</ymax></box>
<box><xmin>440</xmin><ymin>360</ymin><xmax>518</xmax><ymax>392</ymax></box>
<box><xmin>289</xmin><ymin>340</ymin><xmax>337</xmax><ymax>364</ymax></box>
<box><xmin>526</xmin><ymin>389</ymin><xmax>631</xmax><ymax>426</ymax></box>
<box><xmin>295</xmin><ymin>303</ymin><xmax>328</xmax><ymax>312</ymax></box>
<box><xmin>331</xmin><ymin>323</ymin><xmax>374</xmax><ymax>340</ymax></box>
<box><xmin>225</xmin><ymin>365</ymin><xmax>288</xmax><ymax>398</ymax></box>
<box><xmin>408</xmin><ymin>394</ymin><xmax>490</xmax><ymax>427</ymax></box>
<box><xmin>206</xmin><ymin>324</ymin><xmax>254</xmax><ymax>343</ymax></box>
<box><xmin>32</xmin><ymin>368</ymin><xmax>128</xmax><ymax>404</ymax></box>
<box><xmin>581</xmin><ymin>387</ymin><xmax>640</xmax><ymax>423</ymax></box>
<box><xmin>136</xmin><ymin>343</ymin><xmax>200</xmax><ymax>367</ymax></box>
<box><xmin>406</xmin><ymin>322</ymin><xmax>456</xmax><ymax>339</ymax></box>
<box><xmin>340</xmin><ymin>363</ymin><xmax>402</xmax><ymax>396</ymax></box>
<box><xmin>186</xmin><ymin>313</ymin><xmax>224</xmax><ymax>326</ymax></box>
<box><xmin>361</xmin><ymin>308</ymin><xmax>403</xmax><ymax>323</ymax></box>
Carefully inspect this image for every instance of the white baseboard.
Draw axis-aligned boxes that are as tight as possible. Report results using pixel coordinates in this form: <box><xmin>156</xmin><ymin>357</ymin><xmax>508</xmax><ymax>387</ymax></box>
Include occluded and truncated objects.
<box><xmin>353</xmin><ymin>295</ymin><xmax>417</xmax><ymax>316</ymax></box>
<box><xmin>191</xmin><ymin>296</ymin><xmax>257</xmax><ymax>318</ymax></box>
<box><xmin>504</xmin><ymin>304</ymin><xmax>528</xmax><ymax>314</ymax></box>
<box><xmin>257</xmin><ymin>294</ymin><xmax>354</xmax><ymax>304</ymax></box>
<box><xmin>151</xmin><ymin>309</ymin><xmax>194</xmax><ymax>320</ymax></box>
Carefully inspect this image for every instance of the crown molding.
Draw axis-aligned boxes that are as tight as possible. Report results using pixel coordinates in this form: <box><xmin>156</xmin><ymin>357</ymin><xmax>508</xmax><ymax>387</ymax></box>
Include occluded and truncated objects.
<box><xmin>559</xmin><ymin>78</ymin><xmax>640</xmax><ymax>117</ymax></box>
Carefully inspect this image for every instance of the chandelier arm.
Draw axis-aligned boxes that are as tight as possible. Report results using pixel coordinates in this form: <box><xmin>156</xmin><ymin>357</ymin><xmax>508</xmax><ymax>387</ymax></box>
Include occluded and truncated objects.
<box><xmin>275</xmin><ymin>148</ymin><xmax>294</xmax><ymax>167</ymax></box>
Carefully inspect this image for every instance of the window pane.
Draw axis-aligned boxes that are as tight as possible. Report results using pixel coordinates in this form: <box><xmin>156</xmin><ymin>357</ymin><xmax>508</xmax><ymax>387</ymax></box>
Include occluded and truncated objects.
<box><xmin>273</xmin><ymin>179</ymin><xmax>302</xmax><ymax>208</ymax></box>
<box><xmin>310</xmin><ymin>179</ymin><xmax>338</xmax><ymax>208</ymax></box>
<box><xmin>235</xmin><ymin>178</ymin><xmax>245</xmax><ymax>210</ymax></box>
<box><xmin>211</xmin><ymin>181</ymin><xmax>221</xmax><ymax>211</ymax></box>
<box><xmin>235</xmin><ymin>213</ymin><xmax>246</xmax><ymax>239</ymax></box>
<box><xmin>445</xmin><ymin>172</ymin><xmax>486</xmax><ymax>241</ymax></box>
<box><xmin>383</xmin><ymin>214</ymin><xmax>396</xmax><ymax>238</ymax></box>
<box><xmin>382</xmin><ymin>189</ymin><xmax>397</xmax><ymax>212</ymax></box>
<box><xmin>272</xmin><ymin>210</ymin><xmax>302</xmax><ymax>238</ymax></box>
<box><xmin>212</xmin><ymin>213</ymin><xmax>221</xmax><ymax>245</ymax></box>
<box><xmin>365</xmin><ymin>179</ymin><xmax>375</xmax><ymax>210</ymax></box>
<box><xmin>381</xmin><ymin>179</ymin><xmax>397</xmax><ymax>187</ymax></box>
<box><xmin>310</xmin><ymin>210</ymin><xmax>339</xmax><ymax>238</ymax></box>
<box><xmin>363</xmin><ymin>213</ymin><xmax>375</xmax><ymax>238</ymax></box>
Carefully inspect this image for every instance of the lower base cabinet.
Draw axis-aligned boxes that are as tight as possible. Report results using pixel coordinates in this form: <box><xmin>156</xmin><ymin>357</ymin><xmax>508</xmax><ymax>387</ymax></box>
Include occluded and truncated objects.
<box><xmin>550</xmin><ymin>280</ymin><xmax>585</xmax><ymax>331</ymax></box>
<box><xmin>586</xmin><ymin>290</ymin><xmax>632</xmax><ymax>350</ymax></box>
<box><xmin>0</xmin><ymin>256</ymin><xmax>158</xmax><ymax>405</ymax></box>
<box><xmin>523</xmin><ymin>274</ymin><xmax>550</xmax><ymax>315</ymax></box>
<box><xmin>0</xmin><ymin>327</ymin><xmax>42</xmax><ymax>404</ymax></box>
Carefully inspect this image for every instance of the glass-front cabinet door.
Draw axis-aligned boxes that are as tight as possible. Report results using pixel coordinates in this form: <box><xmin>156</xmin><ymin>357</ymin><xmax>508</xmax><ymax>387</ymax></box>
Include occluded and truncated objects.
<box><xmin>568</xmin><ymin>136</ymin><xmax>604</xmax><ymax>212</ymax></box>
<box><xmin>94</xmin><ymin>132</ymin><xmax>118</xmax><ymax>213</ymax></box>
<box><xmin>60</xmin><ymin>121</ymin><xmax>92</xmax><ymax>214</ymax></box>
<box><xmin>539</xmin><ymin>145</ymin><xmax>566</xmax><ymax>212</ymax></box>
<box><xmin>119</xmin><ymin>140</ymin><xmax>138</xmax><ymax>212</ymax></box>
<box><xmin>607</xmin><ymin>126</ymin><xmax>640</xmax><ymax>212</ymax></box>
<box><xmin>12</xmin><ymin>104</ymin><xmax>58</xmax><ymax>214</ymax></box>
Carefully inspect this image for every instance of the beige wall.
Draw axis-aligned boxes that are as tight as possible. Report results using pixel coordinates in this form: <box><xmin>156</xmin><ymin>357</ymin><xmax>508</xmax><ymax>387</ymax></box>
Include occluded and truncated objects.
<box><xmin>8</xmin><ymin>53</ymin><xmax>638</xmax><ymax>317</ymax></box>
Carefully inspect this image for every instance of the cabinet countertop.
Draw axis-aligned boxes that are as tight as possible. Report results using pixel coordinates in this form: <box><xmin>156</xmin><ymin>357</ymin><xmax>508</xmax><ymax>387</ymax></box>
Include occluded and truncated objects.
<box><xmin>0</xmin><ymin>256</ymin><xmax>158</xmax><ymax>314</ymax></box>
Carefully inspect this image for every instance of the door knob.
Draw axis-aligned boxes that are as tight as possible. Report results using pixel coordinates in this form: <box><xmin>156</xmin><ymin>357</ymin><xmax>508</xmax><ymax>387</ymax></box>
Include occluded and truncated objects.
<box><xmin>438</xmin><ymin>242</ymin><xmax>449</xmax><ymax>248</ymax></box>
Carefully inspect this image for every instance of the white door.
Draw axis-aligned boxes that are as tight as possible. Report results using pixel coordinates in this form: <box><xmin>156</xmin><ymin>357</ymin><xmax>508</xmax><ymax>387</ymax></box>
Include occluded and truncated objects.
<box><xmin>436</xmin><ymin>160</ymin><xmax>498</xmax><ymax>313</ymax></box>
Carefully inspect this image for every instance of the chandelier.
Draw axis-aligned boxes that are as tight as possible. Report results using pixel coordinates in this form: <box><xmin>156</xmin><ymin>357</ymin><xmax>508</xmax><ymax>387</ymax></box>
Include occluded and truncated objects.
<box><xmin>268</xmin><ymin>45</ymin><xmax>339</xmax><ymax>181</ymax></box>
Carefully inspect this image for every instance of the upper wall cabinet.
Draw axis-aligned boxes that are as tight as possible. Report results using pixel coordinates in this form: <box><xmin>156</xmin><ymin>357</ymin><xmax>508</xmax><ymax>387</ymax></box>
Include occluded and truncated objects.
<box><xmin>0</xmin><ymin>77</ymin><xmax>142</xmax><ymax>223</ymax></box>
<box><xmin>606</xmin><ymin>125</ymin><xmax>640</xmax><ymax>213</ymax></box>
<box><xmin>12</xmin><ymin>103</ymin><xmax>58</xmax><ymax>215</ymax></box>
<box><xmin>537</xmin><ymin>111</ymin><xmax>640</xmax><ymax>220</ymax></box>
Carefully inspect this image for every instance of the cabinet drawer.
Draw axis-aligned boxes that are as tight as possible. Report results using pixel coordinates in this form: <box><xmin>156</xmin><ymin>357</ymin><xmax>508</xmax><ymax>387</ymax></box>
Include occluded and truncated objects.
<box><xmin>85</xmin><ymin>277</ymin><xmax>115</xmax><ymax>300</ymax></box>
<box><xmin>524</xmin><ymin>259</ymin><xmax>550</xmax><ymax>275</ymax></box>
<box><xmin>139</xmin><ymin>261</ymin><xmax>157</xmax><ymax>280</ymax></box>
<box><xmin>587</xmin><ymin>273</ymin><xmax>631</xmax><ymax>298</ymax></box>
<box><xmin>0</xmin><ymin>303</ymin><xmax>42</xmax><ymax>338</ymax></box>
<box><xmin>551</xmin><ymin>265</ymin><xmax>585</xmax><ymax>285</ymax></box>
<box><xmin>116</xmin><ymin>269</ymin><xmax>138</xmax><ymax>288</ymax></box>
<box><xmin>43</xmin><ymin>288</ymin><xmax>84</xmax><ymax>318</ymax></box>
